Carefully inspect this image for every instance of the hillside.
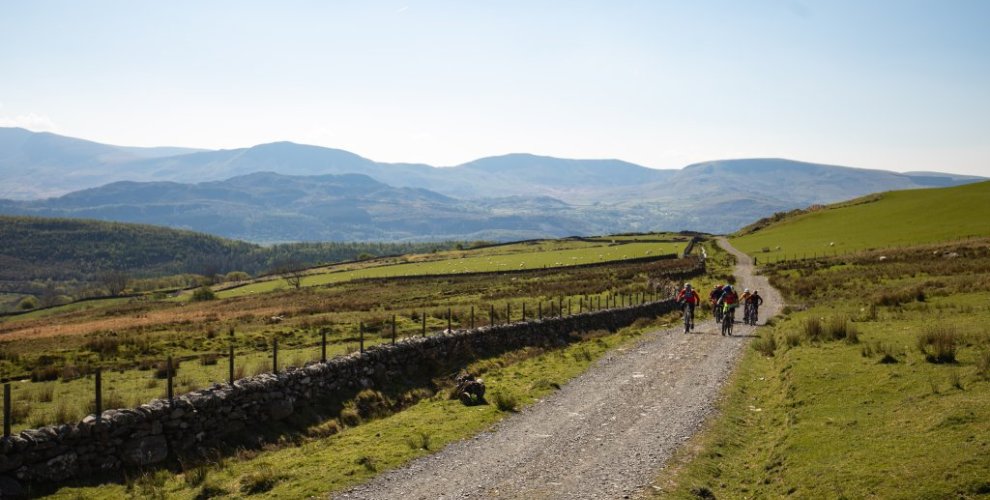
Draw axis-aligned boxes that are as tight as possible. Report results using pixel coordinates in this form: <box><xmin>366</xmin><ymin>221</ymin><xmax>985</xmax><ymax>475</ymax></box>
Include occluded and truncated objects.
<box><xmin>0</xmin><ymin>215</ymin><xmax>460</xmax><ymax>308</ymax></box>
<box><xmin>730</xmin><ymin>180</ymin><xmax>990</xmax><ymax>259</ymax></box>
<box><xmin>0</xmin><ymin>128</ymin><xmax>983</xmax><ymax>240</ymax></box>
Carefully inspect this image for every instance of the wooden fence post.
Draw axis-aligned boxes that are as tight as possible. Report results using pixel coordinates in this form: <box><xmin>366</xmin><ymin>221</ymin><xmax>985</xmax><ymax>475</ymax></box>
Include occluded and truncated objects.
<box><xmin>391</xmin><ymin>315</ymin><xmax>396</xmax><ymax>345</ymax></box>
<box><xmin>567</xmin><ymin>299</ymin><xmax>571</xmax><ymax>315</ymax></box>
<box><xmin>273</xmin><ymin>340</ymin><xmax>279</xmax><ymax>375</ymax></box>
<box><xmin>322</xmin><ymin>328</ymin><xmax>328</xmax><ymax>360</ymax></box>
<box><xmin>447</xmin><ymin>308</ymin><xmax>452</xmax><ymax>333</ymax></box>
<box><xmin>558</xmin><ymin>297</ymin><xmax>563</xmax><ymax>317</ymax></box>
<box><xmin>229</xmin><ymin>345</ymin><xmax>235</xmax><ymax>384</ymax></box>
<box><xmin>522</xmin><ymin>303</ymin><xmax>526</xmax><ymax>321</ymax></box>
<box><xmin>470</xmin><ymin>306</ymin><xmax>475</xmax><ymax>329</ymax></box>
<box><xmin>360</xmin><ymin>322</ymin><xmax>365</xmax><ymax>353</ymax></box>
<box><xmin>3</xmin><ymin>383</ymin><xmax>10</xmax><ymax>438</ymax></box>
<box><xmin>490</xmin><ymin>304</ymin><xmax>495</xmax><ymax>326</ymax></box>
<box><xmin>422</xmin><ymin>312</ymin><xmax>427</xmax><ymax>337</ymax></box>
<box><xmin>96</xmin><ymin>368</ymin><xmax>103</xmax><ymax>420</ymax></box>
<box><xmin>506</xmin><ymin>302</ymin><xmax>510</xmax><ymax>325</ymax></box>
<box><xmin>165</xmin><ymin>357</ymin><xmax>173</xmax><ymax>403</ymax></box>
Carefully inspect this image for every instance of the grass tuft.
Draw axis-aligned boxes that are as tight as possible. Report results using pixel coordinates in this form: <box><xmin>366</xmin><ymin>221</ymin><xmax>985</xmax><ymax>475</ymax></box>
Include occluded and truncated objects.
<box><xmin>917</xmin><ymin>324</ymin><xmax>958</xmax><ymax>364</ymax></box>
<box><xmin>491</xmin><ymin>389</ymin><xmax>520</xmax><ymax>412</ymax></box>
<box><xmin>752</xmin><ymin>334</ymin><xmax>777</xmax><ymax>357</ymax></box>
<box><xmin>239</xmin><ymin>465</ymin><xmax>284</xmax><ymax>494</ymax></box>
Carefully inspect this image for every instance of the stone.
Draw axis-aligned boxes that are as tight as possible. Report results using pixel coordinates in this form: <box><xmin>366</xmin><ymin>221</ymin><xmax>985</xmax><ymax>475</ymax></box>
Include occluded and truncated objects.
<box><xmin>268</xmin><ymin>398</ymin><xmax>294</xmax><ymax>420</ymax></box>
<box><xmin>0</xmin><ymin>453</ymin><xmax>22</xmax><ymax>474</ymax></box>
<box><xmin>38</xmin><ymin>452</ymin><xmax>78</xmax><ymax>482</ymax></box>
<box><xmin>0</xmin><ymin>475</ymin><xmax>24</xmax><ymax>497</ymax></box>
<box><xmin>121</xmin><ymin>435</ymin><xmax>168</xmax><ymax>466</ymax></box>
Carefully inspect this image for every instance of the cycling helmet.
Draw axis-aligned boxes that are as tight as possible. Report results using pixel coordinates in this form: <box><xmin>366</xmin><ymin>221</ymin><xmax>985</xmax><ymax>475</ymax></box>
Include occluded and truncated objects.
<box><xmin>744</xmin><ymin>288</ymin><xmax>750</xmax><ymax>293</ymax></box>
<box><xmin>724</xmin><ymin>285</ymin><xmax>733</xmax><ymax>292</ymax></box>
<box><xmin>685</xmin><ymin>283</ymin><xmax>692</xmax><ymax>289</ymax></box>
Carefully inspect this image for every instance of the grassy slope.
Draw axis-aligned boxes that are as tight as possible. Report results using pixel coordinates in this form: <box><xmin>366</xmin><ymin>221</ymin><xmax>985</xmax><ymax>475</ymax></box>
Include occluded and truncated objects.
<box><xmin>659</xmin><ymin>183</ymin><xmax>990</xmax><ymax>498</ymax></box>
<box><xmin>731</xmin><ymin>180</ymin><xmax>990</xmax><ymax>260</ymax></box>
<box><xmin>219</xmin><ymin>239</ymin><xmax>684</xmax><ymax>298</ymax></box>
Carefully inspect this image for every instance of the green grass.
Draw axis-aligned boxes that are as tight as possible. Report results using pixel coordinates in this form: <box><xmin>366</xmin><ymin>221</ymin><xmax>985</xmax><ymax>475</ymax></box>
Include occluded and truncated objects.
<box><xmin>219</xmin><ymin>239</ymin><xmax>684</xmax><ymax>298</ymax></box>
<box><xmin>46</xmin><ymin>316</ymin><xmax>673</xmax><ymax>499</ymax></box>
<box><xmin>656</xmin><ymin>241</ymin><xmax>990</xmax><ymax>498</ymax></box>
<box><xmin>731</xmin><ymin>180</ymin><xmax>990</xmax><ymax>261</ymax></box>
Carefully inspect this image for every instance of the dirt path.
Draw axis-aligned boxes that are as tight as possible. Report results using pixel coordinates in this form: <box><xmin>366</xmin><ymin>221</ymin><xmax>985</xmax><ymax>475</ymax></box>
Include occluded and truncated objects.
<box><xmin>336</xmin><ymin>239</ymin><xmax>782</xmax><ymax>499</ymax></box>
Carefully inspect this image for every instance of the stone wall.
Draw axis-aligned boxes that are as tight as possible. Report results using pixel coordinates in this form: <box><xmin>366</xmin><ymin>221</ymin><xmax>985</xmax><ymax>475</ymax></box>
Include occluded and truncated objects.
<box><xmin>0</xmin><ymin>299</ymin><xmax>681</xmax><ymax>494</ymax></box>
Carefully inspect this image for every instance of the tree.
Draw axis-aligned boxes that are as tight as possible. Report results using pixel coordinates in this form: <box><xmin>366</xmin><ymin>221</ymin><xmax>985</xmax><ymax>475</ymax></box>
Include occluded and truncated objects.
<box><xmin>274</xmin><ymin>259</ymin><xmax>306</xmax><ymax>290</ymax></box>
<box><xmin>98</xmin><ymin>270</ymin><xmax>130</xmax><ymax>296</ymax></box>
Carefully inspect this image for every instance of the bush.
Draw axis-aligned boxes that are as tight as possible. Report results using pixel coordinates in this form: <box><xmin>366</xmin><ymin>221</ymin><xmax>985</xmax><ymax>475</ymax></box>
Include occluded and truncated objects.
<box><xmin>17</xmin><ymin>296</ymin><xmax>38</xmax><ymax>310</ymax></box>
<box><xmin>917</xmin><ymin>324</ymin><xmax>958</xmax><ymax>363</ymax></box>
<box><xmin>354</xmin><ymin>389</ymin><xmax>391</xmax><ymax>420</ymax></box>
<box><xmin>405</xmin><ymin>431</ymin><xmax>432</xmax><ymax>451</ymax></box>
<box><xmin>192</xmin><ymin>286</ymin><xmax>216</xmax><ymax>301</ymax></box>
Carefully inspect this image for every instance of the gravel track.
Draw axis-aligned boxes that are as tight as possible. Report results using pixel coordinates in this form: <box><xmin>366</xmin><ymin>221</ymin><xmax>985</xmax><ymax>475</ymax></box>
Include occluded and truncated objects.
<box><xmin>336</xmin><ymin>239</ymin><xmax>782</xmax><ymax>499</ymax></box>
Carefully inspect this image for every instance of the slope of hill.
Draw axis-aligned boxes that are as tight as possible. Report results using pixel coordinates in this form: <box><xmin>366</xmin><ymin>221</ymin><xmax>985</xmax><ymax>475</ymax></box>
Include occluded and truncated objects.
<box><xmin>730</xmin><ymin>180</ymin><xmax>990</xmax><ymax>258</ymax></box>
<box><xmin>0</xmin><ymin>172</ymin><xmax>616</xmax><ymax>242</ymax></box>
<box><xmin>1</xmin><ymin>128</ymin><xmax>984</xmax><ymax>240</ymax></box>
<box><xmin>0</xmin><ymin>215</ymin><xmax>463</xmax><ymax>309</ymax></box>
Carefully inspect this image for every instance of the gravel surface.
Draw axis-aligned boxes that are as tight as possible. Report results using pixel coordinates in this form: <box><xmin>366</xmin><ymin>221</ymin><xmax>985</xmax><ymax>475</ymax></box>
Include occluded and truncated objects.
<box><xmin>336</xmin><ymin>239</ymin><xmax>783</xmax><ymax>499</ymax></box>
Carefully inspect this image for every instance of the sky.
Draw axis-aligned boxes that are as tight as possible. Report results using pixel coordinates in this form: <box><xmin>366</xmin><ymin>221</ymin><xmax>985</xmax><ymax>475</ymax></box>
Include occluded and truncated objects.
<box><xmin>1</xmin><ymin>1</ymin><xmax>988</xmax><ymax>176</ymax></box>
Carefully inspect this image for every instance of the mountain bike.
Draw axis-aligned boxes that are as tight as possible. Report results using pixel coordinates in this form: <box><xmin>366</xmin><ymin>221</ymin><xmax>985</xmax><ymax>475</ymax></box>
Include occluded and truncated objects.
<box><xmin>682</xmin><ymin>302</ymin><xmax>695</xmax><ymax>334</ymax></box>
<box><xmin>748</xmin><ymin>305</ymin><xmax>759</xmax><ymax>326</ymax></box>
<box><xmin>712</xmin><ymin>301</ymin><xmax>723</xmax><ymax>323</ymax></box>
<box><xmin>721</xmin><ymin>305</ymin><xmax>735</xmax><ymax>336</ymax></box>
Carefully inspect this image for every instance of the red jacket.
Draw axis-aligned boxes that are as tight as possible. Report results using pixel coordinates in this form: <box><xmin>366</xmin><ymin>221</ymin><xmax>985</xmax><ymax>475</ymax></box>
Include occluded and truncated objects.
<box><xmin>677</xmin><ymin>289</ymin><xmax>700</xmax><ymax>305</ymax></box>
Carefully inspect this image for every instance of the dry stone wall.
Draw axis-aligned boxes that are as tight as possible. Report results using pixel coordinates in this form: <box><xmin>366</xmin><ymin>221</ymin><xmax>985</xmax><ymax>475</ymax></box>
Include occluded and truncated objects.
<box><xmin>0</xmin><ymin>298</ymin><xmax>681</xmax><ymax>494</ymax></box>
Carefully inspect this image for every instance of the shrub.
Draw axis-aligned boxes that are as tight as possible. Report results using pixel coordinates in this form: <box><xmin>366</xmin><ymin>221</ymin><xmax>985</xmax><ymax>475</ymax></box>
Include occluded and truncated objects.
<box><xmin>17</xmin><ymin>296</ymin><xmax>38</xmax><ymax>310</ymax></box>
<box><xmin>784</xmin><ymin>331</ymin><xmax>802</xmax><ymax>348</ymax></box>
<box><xmin>183</xmin><ymin>464</ymin><xmax>209</xmax><ymax>487</ymax></box>
<box><xmin>917</xmin><ymin>324</ymin><xmax>958</xmax><ymax>363</ymax></box>
<box><xmin>192</xmin><ymin>286</ymin><xmax>216</xmax><ymax>302</ymax></box>
<box><xmin>195</xmin><ymin>480</ymin><xmax>228</xmax><ymax>500</ymax></box>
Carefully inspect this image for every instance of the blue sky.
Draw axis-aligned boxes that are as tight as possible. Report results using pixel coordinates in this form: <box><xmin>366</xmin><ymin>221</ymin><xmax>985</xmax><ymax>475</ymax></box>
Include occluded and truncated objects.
<box><xmin>1</xmin><ymin>1</ymin><xmax>988</xmax><ymax>176</ymax></box>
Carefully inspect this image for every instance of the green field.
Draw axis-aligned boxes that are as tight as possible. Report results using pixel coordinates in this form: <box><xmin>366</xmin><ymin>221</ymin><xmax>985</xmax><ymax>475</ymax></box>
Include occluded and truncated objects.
<box><xmin>731</xmin><ymin>180</ymin><xmax>990</xmax><ymax>260</ymax></box>
<box><xmin>658</xmin><ymin>244</ymin><xmax>990</xmax><ymax>498</ymax></box>
<box><xmin>219</xmin><ymin>238</ymin><xmax>685</xmax><ymax>298</ymax></box>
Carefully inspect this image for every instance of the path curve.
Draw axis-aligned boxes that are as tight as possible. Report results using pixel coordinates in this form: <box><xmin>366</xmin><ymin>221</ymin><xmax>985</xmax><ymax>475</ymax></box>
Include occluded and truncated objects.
<box><xmin>336</xmin><ymin>238</ymin><xmax>782</xmax><ymax>499</ymax></box>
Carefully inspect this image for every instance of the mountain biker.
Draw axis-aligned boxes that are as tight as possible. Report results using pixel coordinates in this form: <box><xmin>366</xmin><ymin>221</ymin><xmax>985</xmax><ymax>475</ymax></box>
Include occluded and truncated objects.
<box><xmin>740</xmin><ymin>288</ymin><xmax>753</xmax><ymax>322</ymax></box>
<box><xmin>717</xmin><ymin>285</ymin><xmax>740</xmax><ymax>335</ymax></box>
<box><xmin>745</xmin><ymin>290</ymin><xmax>764</xmax><ymax>324</ymax></box>
<box><xmin>676</xmin><ymin>283</ymin><xmax>700</xmax><ymax>332</ymax></box>
<box><xmin>709</xmin><ymin>284</ymin><xmax>724</xmax><ymax>322</ymax></box>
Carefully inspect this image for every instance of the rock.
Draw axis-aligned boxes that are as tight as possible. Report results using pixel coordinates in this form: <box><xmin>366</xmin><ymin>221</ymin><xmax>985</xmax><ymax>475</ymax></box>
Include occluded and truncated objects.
<box><xmin>38</xmin><ymin>452</ymin><xmax>78</xmax><ymax>481</ymax></box>
<box><xmin>268</xmin><ymin>398</ymin><xmax>294</xmax><ymax>420</ymax></box>
<box><xmin>0</xmin><ymin>453</ymin><xmax>22</xmax><ymax>474</ymax></box>
<box><xmin>0</xmin><ymin>475</ymin><xmax>24</xmax><ymax>497</ymax></box>
<box><xmin>121</xmin><ymin>435</ymin><xmax>168</xmax><ymax>466</ymax></box>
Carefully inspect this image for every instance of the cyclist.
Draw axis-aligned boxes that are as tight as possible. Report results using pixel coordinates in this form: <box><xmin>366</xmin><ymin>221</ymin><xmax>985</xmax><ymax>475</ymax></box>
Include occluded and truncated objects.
<box><xmin>746</xmin><ymin>290</ymin><xmax>764</xmax><ymax>325</ymax></box>
<box><xmin>740</xmin><ymin>288</ymin><xmax>753</xmax><ymax>323</ymax></box>
<box><xmin>709</xmin><ymin>284</ymin><xmax>724</xmax><ymax>323</ymax></box>
<box><xmin>676</xmin><ymin>283</ymin><xmax>700</xmax><ymax>332</ymax></box>
<box><xmin>717</xmin><ymin>285</ymin><xmax>740</xmax><ymax>335</ymax></box>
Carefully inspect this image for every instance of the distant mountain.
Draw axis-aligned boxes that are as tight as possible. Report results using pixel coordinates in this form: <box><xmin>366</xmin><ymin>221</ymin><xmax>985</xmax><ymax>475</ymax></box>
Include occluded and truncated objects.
<box><xmin>0</xmin><ymin>127</ymin><xmax>983</xmax><ymax>240</ymax></box>
<box><xmin>0</xmin><ymin>172</ymin><xmax>615</xmax><ymax>241</ymax></box>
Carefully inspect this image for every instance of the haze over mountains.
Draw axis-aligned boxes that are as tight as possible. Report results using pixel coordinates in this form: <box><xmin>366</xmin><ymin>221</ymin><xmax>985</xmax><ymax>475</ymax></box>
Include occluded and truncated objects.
<box><xmin>0</xmin><ymin>127</ymin><xmax>982</xmax><ymax>241</ymax></box>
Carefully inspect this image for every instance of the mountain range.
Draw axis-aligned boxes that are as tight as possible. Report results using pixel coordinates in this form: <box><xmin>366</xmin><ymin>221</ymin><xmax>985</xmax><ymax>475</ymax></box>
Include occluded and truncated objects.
<box><xmin>0</xmin><ymin>127</ymin><xmax>982</xmax><ymax>241</ymax></box>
